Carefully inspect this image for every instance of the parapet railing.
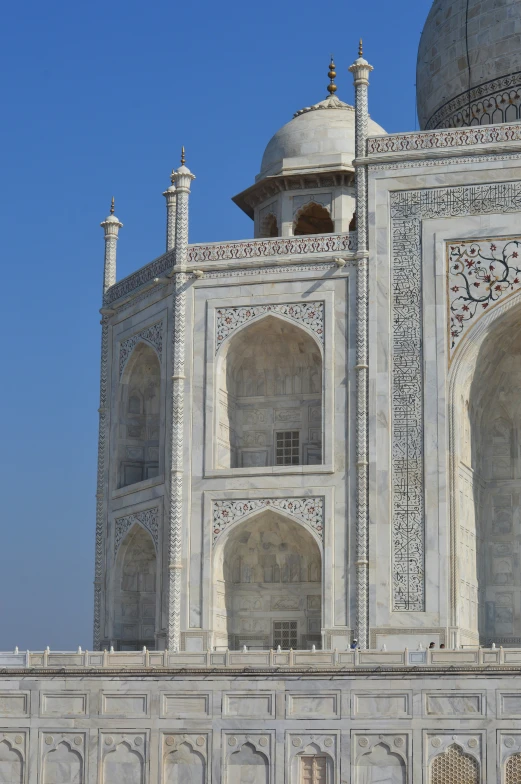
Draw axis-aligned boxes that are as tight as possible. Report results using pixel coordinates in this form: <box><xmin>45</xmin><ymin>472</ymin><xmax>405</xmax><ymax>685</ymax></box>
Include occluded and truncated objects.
<box><xmin>0</xmin><ymin>647</ymin><xmax>518</xmax><ymax>669</ymax></box>
<box><xmin>366</xmin><ymin>123</ymin><xmax>521</xmax><ymax>155</ymax></box>
<box><xmin>104</xmin><ymin>232</ymin><xmax>357</xmax><ymax>305</ymax></box>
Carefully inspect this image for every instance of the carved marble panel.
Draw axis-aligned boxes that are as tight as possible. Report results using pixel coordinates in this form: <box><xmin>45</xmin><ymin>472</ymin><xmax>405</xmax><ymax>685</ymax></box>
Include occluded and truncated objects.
<box><xmin>114</xmin><ymin>507</ymin><xmax>159</xmax><ymax>554</ymax></box>
<box><xmin>119</xmin><ymin>321</ymin><xmax>163</xmax><ymax>376</ymax></box>
<box><xmin>162</xmin><ymin>734</ymin><xmax>207</xmax><ymax>784</ymax></box>
<box><xmin>212</xmin><ymin>497</ymin><xmax>324</xmax><ymax>542</ymax></box>
<box><xmin>41</xmin><ymin>733</ymin><xmax>86</xmax><ymax>784</ymax></box>
<box><xmin>215</xmin><ymin>302</ymin><xmax>324</xmax><ymax>352</ymax></box>
<box><xmin>0</xmin><ymin>733</ymin><xmax>25</xmax><ymax>784</ymax></box>
<box><xmin>99</xmin><ymin>733</ymin><xmax>146</xmax><ymax>784</ymax></box>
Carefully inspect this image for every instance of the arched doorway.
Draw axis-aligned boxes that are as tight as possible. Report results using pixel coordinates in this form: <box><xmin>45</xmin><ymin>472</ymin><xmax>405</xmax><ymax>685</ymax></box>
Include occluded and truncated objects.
<box><xmin>451</xmin><ymin>300</ymin><xmax>521</xmax><ymax>645</ymax></box>
<box><xmin>216</xmin><ymin>315</ymin><xmax>323</xmax><ymax>469</ymax></box>
<box><xmin>213</xmin><ymin>511</ymin><xmax>322</xmax><ymax>650</ymax></box>
<box><xmin>113</xmin><ymin>524</ymin><xmax>157</xmax><ymax>650</ymax></box>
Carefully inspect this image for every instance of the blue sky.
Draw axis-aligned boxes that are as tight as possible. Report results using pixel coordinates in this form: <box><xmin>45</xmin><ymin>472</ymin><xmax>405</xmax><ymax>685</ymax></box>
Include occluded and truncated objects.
<box><xmin>0</xmin><ymin>0</ymin><xmax>432</xmax><ymax>649</ymax></box>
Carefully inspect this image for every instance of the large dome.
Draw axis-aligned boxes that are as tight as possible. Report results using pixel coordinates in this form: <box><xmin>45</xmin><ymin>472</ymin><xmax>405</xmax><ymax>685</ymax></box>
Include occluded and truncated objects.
<box><xmin>417</xmin><ymin>0</ymin><xmax>521</xmax><ymax>130</ymax></box>
<box><xmin>258</xmin><ymin>95</ymin><xmax>385</xmax><ymax>180</ymax></box>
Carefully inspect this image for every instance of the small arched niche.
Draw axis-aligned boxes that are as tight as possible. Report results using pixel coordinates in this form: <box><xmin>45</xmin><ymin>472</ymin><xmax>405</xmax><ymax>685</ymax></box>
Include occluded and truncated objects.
<box><xmin>44</xmin><ymin>742</ymin><xmax>83</xmax><ymax>784</ymax></box>
<box><xmin>118</xmin><ymin>342</ymin><xmax>161</xmax><ymax>488</ymax></box>
<box><xmin>214</xmin><ymin>511</ymin><xmax>322</xmax><ymax>650</ymax></box>
<box><xmin>104</xmin><ymin>742</ymin><xmax>143</xmax><ymax>784</ymax></box>
<box><xmin>216</xmin><ymin>315</ymin><xmax>323</xmax><ymax>469</ymax></box>
<box><xmin>293</xmin><ymin>203</ymin><xmax>333</xmax><ymax>235</ymax></box>
<box><xmin>357</xmin><ymin>743</ymin><xmax>405</xmax><ymax>784</ymax></box>
<box><xmin>114</xmin><ymin>524</ymin><xmax>157</xmax><ymax>650</ymax></box>
<box><xmin>453</xmin><ymin>303</ymin><xmax>521</xmax><ymax>645</ymax></box>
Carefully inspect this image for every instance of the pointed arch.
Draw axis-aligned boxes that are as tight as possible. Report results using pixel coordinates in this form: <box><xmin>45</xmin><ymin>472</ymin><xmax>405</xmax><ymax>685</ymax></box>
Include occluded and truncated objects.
<box><xmin>114</xmin><ymin>523</ymin><xmax>157</xmax><ymax>650</ymax></box>
<box><xmin>164</xmin><ymin>742</ymin><xmax>205</xmax><ymax>784</ymax></box>
<box><xmin>260</xmin><ymin>213</ymin><xmax>279</xmax><ymax>238</ymax></box>
<box><xmin>293</xmin><ymin>202</ymin><xmax>333</xmax><ymax>235</ymax></box>
<box><xmin>103</xmin><ymin>742</ymin><xmax>143</xmax><ymax>784</ymax></box>
<box><xmin>357</xmin><ymin>742</ymin><xmax>405</xmax><ymax>783</ymax></box>
<box><xmin>118</xmin><ymin>341</ymin><xmax>161</xmax><ymax>488</ymax></box>
<box><xmin>215</xmin><ymin>314</ymin><xmax>323</xmax><ymax>469</ymax></box>
<box><xmin>43</xmin><ymin>741</ymin><xmax>83</xmax><ymax>784</ymax></box>
<box><xmin>449</xmin><ymin>297</ymin><xmax>521</xmax><ymax>644</ymax></box>
<box><xmin>212</xmin><ymin>509</ymin><xmax>322</xmax><ymax>650</ymax></box>
<box><xmin>0</xmin><ymin>739</ymin><xmax>23</xmax><ymax>784</ymax></box>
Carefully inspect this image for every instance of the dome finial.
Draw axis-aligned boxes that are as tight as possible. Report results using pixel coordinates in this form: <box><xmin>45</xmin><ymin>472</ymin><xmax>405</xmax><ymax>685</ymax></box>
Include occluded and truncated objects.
<box><xmin>110</xmin><ymin>196</ymin><xmax>115</xmax><ymax>215</ymax></box>
<box><xmin>358</xmin><ymin>39</ymin><xmax>363</xmax><ymax>58</ymax></box>
<box><xmin>181</xmin><ymin>146</ymin><xmax>186</xmax><ymax>166</ymax></box>
<box><xmin>327</xmin><ymin>56</ymin><xmax>337</xmax><ymax>95</ymax></box>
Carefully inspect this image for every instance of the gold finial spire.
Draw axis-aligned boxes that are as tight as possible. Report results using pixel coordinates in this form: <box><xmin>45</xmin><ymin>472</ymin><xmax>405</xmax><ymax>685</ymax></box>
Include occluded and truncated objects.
<box><xmin>181</xmin><ymin>146</ymin><xmax>186</xmax><ymax>165</ymax></box>
<box><xmin>327</xmin><ymin>56</ymin><xmax>337</xmax><ymax>95</ymax></box>
<box><xmin>110</xmin><ymin>196</ymin><xmax>115</xmax><ymax>215</ymax></box>
<box><xmin>358</xmin><ymin>38</ymin><xmax>363</xmax><ymax>58</ymax></box>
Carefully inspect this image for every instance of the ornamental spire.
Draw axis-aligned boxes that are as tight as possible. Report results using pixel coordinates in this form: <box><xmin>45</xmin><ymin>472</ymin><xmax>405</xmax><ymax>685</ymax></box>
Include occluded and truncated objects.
<box><xmin>180</xmin><ymin>146</ymin><xmax>186</xmax><ymax>166</ymax></box>
<box><xmin>110</xmin><ymin>196</ymin><xmax>115</xmax><ymax>215</ymax></box>
<box><xmin>327</xmin><ymin>56</ymin><xmax>337</xmax><ymax>95</ymax></box>
<box><xmin>359</xmin><ymin>38</ymin><xmax>363</xmax><ymax>58</ymax></box>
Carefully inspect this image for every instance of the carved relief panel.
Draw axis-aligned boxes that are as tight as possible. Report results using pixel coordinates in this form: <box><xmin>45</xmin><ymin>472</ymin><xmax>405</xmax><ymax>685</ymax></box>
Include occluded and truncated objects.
<box><xmin>353</xmin><ymin>734</ymin><xmax>409</xmax><ymax>784</ymax></box>
<box><xmin>223</xmin><ymin>734</ymin><xmax>272</xmax><ymax>784</ymax></box>
<box><xmin>0</xmin><ymin>732</ymin><xmax>25</xmax><ymax>784</ymax></box>
<box><xmin>162</xmin><ymin>733</ymin><xmax>208</xmax><ymax>784</ymax></box>
<box><xmin>99</xmin><ymin>732</ymin><xmax>147</xmax><ymax>784</ymax></box>
<box><xmin>41</xmin><ymin>732</ymin><xmax>86</xmax><ymax>784</ymax></box>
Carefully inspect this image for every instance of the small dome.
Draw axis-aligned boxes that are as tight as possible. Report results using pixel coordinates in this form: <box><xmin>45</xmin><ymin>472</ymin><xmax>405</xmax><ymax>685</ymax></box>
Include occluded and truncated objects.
<box><xmin>258</xmin><ymin>95</ymin><xmax>385</xmax><ymax>180</ymax></box>
<box><xmin>417</xmin><ymin>0</ymin><xmax>521</xmax><ymax>130</ymax></box>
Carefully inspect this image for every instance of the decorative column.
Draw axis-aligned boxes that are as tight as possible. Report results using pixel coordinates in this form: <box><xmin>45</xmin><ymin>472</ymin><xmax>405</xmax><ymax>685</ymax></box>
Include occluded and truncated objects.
<box><xmin>163</xmin><ymin>172</ymin><xmax>177</xmax><ymax>252</ymax></box>
<box><xmin>100</xmin><ymin>198</ymin><xmax>123</xmax><ymax>294</ymax></box>
<box><xmin>349</xmin><ymin>42</ymin><xmax>373</xmax><ymax>650</ymax></box>
<box><xmin>167</xmin><ymin>148</ymin><xmax>195</xmax><ymax>651</ymax></box>
<box><xmin>94</xmin><ymin>199</ymin><xmax>123</xmax><ymax>649</ymax></box>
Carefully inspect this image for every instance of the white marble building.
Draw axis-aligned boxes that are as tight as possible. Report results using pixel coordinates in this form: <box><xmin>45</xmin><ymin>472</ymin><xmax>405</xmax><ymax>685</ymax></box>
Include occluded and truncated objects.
<box><xmin>7</xmin><ymin>1</ymin><xmax>521</xmax><ymax>781</ymax></box>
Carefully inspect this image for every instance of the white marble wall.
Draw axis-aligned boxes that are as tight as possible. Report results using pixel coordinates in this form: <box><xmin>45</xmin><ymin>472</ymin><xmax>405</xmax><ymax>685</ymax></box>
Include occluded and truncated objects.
<box><xmin>2</xmin><ymin>669</ymin><xmax>521</xmax><ymax>781</ymax></box>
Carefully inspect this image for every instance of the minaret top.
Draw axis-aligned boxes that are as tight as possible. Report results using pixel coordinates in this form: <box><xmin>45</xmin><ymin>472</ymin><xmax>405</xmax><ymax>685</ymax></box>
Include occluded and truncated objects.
<box><xmin>349</xmin><ymin>41</ymin><xmax>373</xmax><ymax>83</ymax></box>
<box><xmin>173</xmin><ymin>146</ymin><xmax>196</xmax><ymax>188</ymax></box>
<box><xmin>100</xmin><ymin>197</ymin><xmax>123</xmax><ymax>230</ymax></box>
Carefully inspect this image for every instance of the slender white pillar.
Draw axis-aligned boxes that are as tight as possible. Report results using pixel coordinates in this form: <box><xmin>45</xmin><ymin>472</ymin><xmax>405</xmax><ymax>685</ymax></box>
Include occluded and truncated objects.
<box><xmin>100</xmin><ymin>198</ymin><xmax>123</xmax><ymax>294</ymax></box>
<box><xmin>163</xmin><ymin>172</ymin><xmax>177</xmax><ymax>252</ymax></box>
<box><xmin>349</xmin><ymin>43</ymin><xmax>373</xmax><ymax>651</ymax></box>
<box><xmin>167</xmin><ymin>149</ymin><xmax>195</xmax><ymax>651</ymax></box>
<box><xmin>93</xmin><ymin>199</ymin><xmax>122</xmax><ymax>649</ymax></box>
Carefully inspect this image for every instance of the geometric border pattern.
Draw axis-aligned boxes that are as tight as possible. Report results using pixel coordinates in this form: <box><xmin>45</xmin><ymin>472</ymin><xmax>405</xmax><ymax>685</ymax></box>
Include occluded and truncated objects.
<box><xmin>114</xmin><ymin>507</ymin><xmax>160</xmax><ymax>555</ymax></box>
<box><xmin>119</xmin><ymin>322</ymin><xmax>163</xmax><ymax>377</ymax></box>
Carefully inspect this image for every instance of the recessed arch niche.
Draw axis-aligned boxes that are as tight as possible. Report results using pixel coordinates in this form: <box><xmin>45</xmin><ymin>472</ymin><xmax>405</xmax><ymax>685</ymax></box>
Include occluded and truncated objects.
<box><xmin>0</xmin><ymin>739</ymin><xmax>23</xmax><ymax>784</ymax></box>
<box><xmin>451</xmin><ymin>298</ymin><xmax>521</xmax><ymax>645</ymax></box>
<box><xmin>213</xmin><ymin>510</ymin><xmax>322</xmax><ymax>650</ymax></box>
<box><xmin>113</xmin><ymin>524</ymin><xmax>157</xmax><ymax>650</ymax></box>
<box><xmin>118</xmin><ymin>342</ymin><xmax>161</xmax><ymax>488</ymax></box>
<box><xmin>293</xmin><ymin>202</ymin><xmax>334</xmax><ymax>235</ymax></box>
<box><xmin>215</xmin><ymin>315</ymin><xmax>323</xmax><ymax>469</ymax></box>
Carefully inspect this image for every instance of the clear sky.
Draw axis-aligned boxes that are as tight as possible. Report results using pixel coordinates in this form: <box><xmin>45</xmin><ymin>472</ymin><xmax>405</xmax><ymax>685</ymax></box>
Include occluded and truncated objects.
<box><xmin>0</xmin><ymin>0</ymin><xmax>432</xmax><ymax>649</ymax></box>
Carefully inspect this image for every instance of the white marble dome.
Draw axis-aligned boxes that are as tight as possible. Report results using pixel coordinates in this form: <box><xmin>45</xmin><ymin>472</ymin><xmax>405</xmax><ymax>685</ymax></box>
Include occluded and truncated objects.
<box><xmin>417</xmin><ymin>0</ymin><xmax>521</xmax><ymax>130</ymax></box>
<box><xmin>258</xmin><ymin>95</ymin><xmax>385</xmax><ymax>180</ymax></box>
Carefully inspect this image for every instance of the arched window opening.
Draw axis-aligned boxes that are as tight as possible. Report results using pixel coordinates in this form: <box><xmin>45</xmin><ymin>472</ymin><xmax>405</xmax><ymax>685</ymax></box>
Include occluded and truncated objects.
<box><xmin>216</xmin><ymin>315</ymin><xmax>323</xmax><ymax>469</ymax></box>
<box><xmin>119</xmin><ymin>343</ymin><xmax>160</xmax><ymax>488</ymax></box>
<box><xmin>455</xmin><ymin>306</ymin><xmax>521</xmax><ymax>646</ymax></box>
<box><xmin>349</xmin><ymin>213</ymin><xmax>357</xmax><ymax>231</ymax></box>
<box><xmin>300</xmin><ymin>755</ymin><xmax>328</xmax><ymax>784</ymax></box>
<box><xmin>114</xmin><ymin>525</ymin><xmax>156</xmax><ymax>650</ymax></box>
<box><xmin>293</xmin><ymin>203</ymin><xmax>334</xmax><ymax>235</ymax></box>
<box><xmin>260</xmin><ymin>213</ymin><xmax>279</xmax><ymax>238</ymax></box>
<box><xmin>214</xmin><ymin>512</ymin><xmax>321</xmax><ymax>650</ymax></box>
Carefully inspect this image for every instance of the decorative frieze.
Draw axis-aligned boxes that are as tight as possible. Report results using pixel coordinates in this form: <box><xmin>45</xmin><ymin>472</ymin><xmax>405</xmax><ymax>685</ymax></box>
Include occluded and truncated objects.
<box><xmin>367</xmin><ymin>122</ymin><xmax>521</xmax><ymax>154</ymax></box>
<box><xmin>448</xmin><ymin>237</ymin><xmax>521</xmax><ymax>358</ymax></box>
<box><xmin>114</xmin><ymin>507</ymin><xmax>159</xmax><ymax>554</ymax></box>
<box><xmin>119</xmin><ymin>321</ymin><xmax>163</xmax><ymax>376</ymax></box>
<box><xmin>215</xmin><ymin>302</ymin><xmax>324</xmax><ymax>352</ymax></box>
<box><xmin>212</xmin><ymin>497</ymin><xmax>324</xmax><ymax>542</ymax></box>
<box><xmin>105</xmin><ymin>233</ymin><xmax>355</xmax><ymax>305</ymax></box>
<box><xmin>390</xmin><ymin>182</ymin><xmax>521</xmax><ymax>612</ymax></box>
